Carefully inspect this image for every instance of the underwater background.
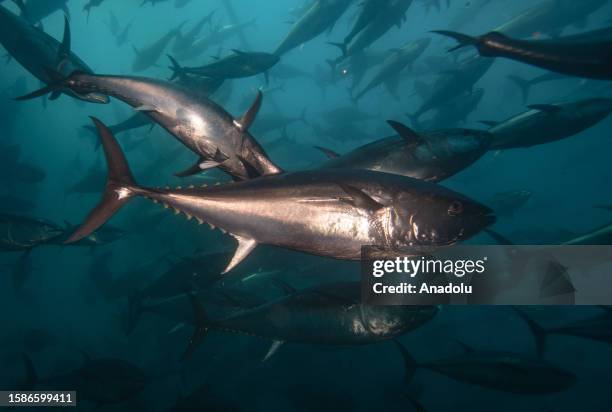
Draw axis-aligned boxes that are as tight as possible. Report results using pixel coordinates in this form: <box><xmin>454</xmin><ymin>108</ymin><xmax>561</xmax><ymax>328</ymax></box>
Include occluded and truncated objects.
<box><xmin>2</xmin><ymin>0</ymin><xmax>612</xmax><ymax>410</ymax></box>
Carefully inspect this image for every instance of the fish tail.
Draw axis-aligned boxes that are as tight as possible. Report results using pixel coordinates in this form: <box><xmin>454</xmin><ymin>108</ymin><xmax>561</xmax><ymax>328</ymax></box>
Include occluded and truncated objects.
<box><xmin>506</xmin><ymin>75</ymin><xmax>531</xmax><ymax>104</ymax></box>
<box><xmin>167</xmin><ymin>54</ymin><xmax>185</xmax><ymax>81</ymax></box>
<box><xmin>183</xmin><ymin>290</ymin><xmax>210</xmax><ymax>359</ymax></box>
<box><xmin>392</xmin><ymin>339</ymin><xmax>418</xmax><ymax>383</ymax></box>
<box><xmin>512</xmin><ymin>307</ymin><xmax>547</xmax><ymax>357</ymax></box>
<box><xmin>327</xmin><ymin>41</ymin><xmax>347</xmax><ymax>57</ymax></box>
<box><xmin>13</xmin><ymin>68</ymin><xmax>80</xmax><ymax>101</ymax></box>
<box><xmin>64</xmin><ymin>117</ymin><xmax>144</xmax><ymax>244</ymax></box>
<box><xmin>430</xmin><ymin>30</ymin><xmax>480</xmax><ymax>53</ymax></box>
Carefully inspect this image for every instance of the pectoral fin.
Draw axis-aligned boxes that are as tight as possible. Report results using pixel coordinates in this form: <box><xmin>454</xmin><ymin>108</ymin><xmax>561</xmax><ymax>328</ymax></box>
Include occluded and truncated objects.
<box><xmin>222</xmin><ymin>235</ymin><xmax>257</xmax><ymax>274</ymax></box>
<box><xmin>175</xmin><ymin>158</ymin><xmax>226</xmax><ymax>177</ymax></box>
<box><xmin>134</xmin><ymin>104</ymin><xmax>159</xmax><ymax>113</ymax></box>
<box><xmin>339</xmin><ymin>184</ymin><xmax>384</xmax><ymax>211</ymax></box>
<box><xmin>262</xmin><ymin>340</ymin><xmax>284</xmax><ymax>362</ymax></box>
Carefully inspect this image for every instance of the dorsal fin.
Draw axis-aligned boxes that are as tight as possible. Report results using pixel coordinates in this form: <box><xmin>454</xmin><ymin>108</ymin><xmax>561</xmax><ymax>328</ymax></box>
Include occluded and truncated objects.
<box><xmin>234</xmin><ymin>90</ymin><xmax>262</xmax><ymax>131</ymax></box>
<box><xmin>313</xmin><ymin>145</ymin><xmax>340</xmax><ymax>159</ymax></box>
<box><xmin>58</xmin><ymin>16</ymin><xmax>71</xmax><ymax>61</ymax></box>
<box><xmin>387</xmin><ymin>120</ymin><xmax>424</xmax><ymax>147</ymax></box>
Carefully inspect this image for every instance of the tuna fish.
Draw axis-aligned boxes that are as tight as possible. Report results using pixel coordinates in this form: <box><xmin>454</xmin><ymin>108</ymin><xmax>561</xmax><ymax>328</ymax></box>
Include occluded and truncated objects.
<box><xmin>168</xmin><ymin>50</ymin><xmax>279</xmax><ymax>82</ymax></box>
<box><xmin>317</xmin><ymin>121</ymin><xmax>491</xmax><ymax>182</ymax></box>
<box><xmin>409</xmin><ymin>55</ymin><xmax>494</xmax><ymax>123</ymax></box>
<box><xmin>131</xmin><ymin>22</ymin><xmax>184</xmax><ymax>72</ymax></box>
<box><xmin>179</xmin><ymin>282</ymin><xmax>438</xmax><ymax>358</ymax></box>
<box><xmin>273</xmin><ymin>0</ymin><xmax>354</xmax><ymax>57</ymax></box>
<box><xmin>0</xmin><ymin>7</ymin><xmax>108</xmax><ymax>103</ymax></box>
<box><xmin>481</xmin><ymin>98</ymin><xmax>612</xmax><ymax>150</ymax></box>
<box><xmin>394</xmin><ymin>339</ymin><xmax>576</xmax><ymax>393</ymax></box>
<box><xmin>433</xmin><ymin>26</ymin><xmax>612</xmax><ymax>80</ymax></box>
<box><xmin>63</xmin><ymin>118</ymin><xmax>494</xmax><ymax>274</ymax></box>
<box><xmin>0</xmin><ymin>214</ymin><xmax>64</xmax><ymax>251</ymax></box>
<box><xmin>352</xmin><ymin>38</ymin><xmax>430</xmax><ymax>101</ymax></box>
<box><xmin>328</xmin><ymin>0</ymin><xmax>413</xmax><ymax>64</ymax></box>
<box><xmin>16</xmin><ymin>71</ymin><xmax>282</xmax><ymax>181</ymax></box>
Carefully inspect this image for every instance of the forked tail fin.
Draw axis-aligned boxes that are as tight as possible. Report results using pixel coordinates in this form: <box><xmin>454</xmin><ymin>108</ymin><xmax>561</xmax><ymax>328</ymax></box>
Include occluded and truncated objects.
<box><xmin>64</xmin><ymin>117</ymin><xmax>142</xmax><ymax>244</ymax></box>
<box><xmin>431</xmin><ymin>30</ymin><xmax>480</xmax><ymax>52</ymax></box>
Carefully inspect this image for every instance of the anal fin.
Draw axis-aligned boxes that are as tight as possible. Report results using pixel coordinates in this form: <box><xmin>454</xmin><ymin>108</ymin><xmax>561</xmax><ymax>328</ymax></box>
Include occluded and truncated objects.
<box><xmin>222</xmin><ymin>235</ymin><xmax>257</xmax><ymax>274</ymax></box>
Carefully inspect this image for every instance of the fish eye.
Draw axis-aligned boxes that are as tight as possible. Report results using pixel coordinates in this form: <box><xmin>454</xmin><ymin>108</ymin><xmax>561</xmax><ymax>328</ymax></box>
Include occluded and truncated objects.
<box><xmin>341</xmin><ymin>68</ymin><xmax>348</xmax><ymax>75</ymax></box>
<box><xmin>447</xmin><ymin>201</ymin><xmax>464</xmax><ymax>216</ymax></box>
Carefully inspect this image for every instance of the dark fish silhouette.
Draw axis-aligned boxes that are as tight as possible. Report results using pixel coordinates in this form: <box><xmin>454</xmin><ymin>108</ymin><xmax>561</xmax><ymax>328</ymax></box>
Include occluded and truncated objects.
<box><xmin>318</xmin><ymin>121</ymin><xmax>491</xmax><ymax>182</ymax></box>
<box><xmin>180</xmin><ymin>282</ymin><xmax>438</xmax><ymax>358</ymax></box>
<box><xmin>168</xmin><ymin>50</ymin><xmax>279</xmax><ymax>82</ymax></box>
<box><xmin>0</xmin><ymin>7</ymin><xmax>108</xmax><ymax>103</ymax></box>
<box><xmin>274</xmin><ymin>0</ymin><xmax>353</xmax><ymax>57</ymax></box>
<box><xmin>481</xmin><ymin>98</ymin><xmax>612</xmax><ymax>149</ymax></box>
<box><xmin>394</xmin><ymin>339</ymin><xmax>576</xmax><ymax>393</ymax></box>
<box><xmin>434</xmin><ymin>27</ymin><xmax>612</xmax><ymax>80</ymax></box>
<box><xmin>132</xmin><ymin>22</ymin><xmax>184</xmax><ymax>72</ymax></box>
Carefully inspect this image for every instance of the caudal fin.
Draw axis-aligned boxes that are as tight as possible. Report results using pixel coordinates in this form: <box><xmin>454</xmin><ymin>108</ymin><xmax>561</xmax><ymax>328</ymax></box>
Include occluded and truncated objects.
<box><xmin>392</xmin><ymin>339</ymin><xmax>418</xmax><ymax>383</ymax></box>
<box><xmin>507</xmin><ymin>75</ymin><xmax>531</xmax><ymax>103</ymax></box>
<box><xmin>431</xmin><ymin>30</ymin><xmax>480</xmax><ymax>52</ymax></box>
<box><xmin>13</xmin><ymin>69</ymin><xmax>79</xmax><ymax>101</ymax></box>
<box><xmin>512</xmin><ymin>307</ymin><xmax>548</xmax><ymax>357</ymax></box>
<box><xmin>64</xmin><ymin>117</ymin><xmax>140</xmax><ymax>244</ymax></box>
<box><xmin>183</xmin><ymin>290</ymin><xmax>210</xmax><ymax>359</ymax></box>
<box><xmin>167</xmin><ymin>55</ymin><xmax>185</xmax><ymax>81</ymax></box>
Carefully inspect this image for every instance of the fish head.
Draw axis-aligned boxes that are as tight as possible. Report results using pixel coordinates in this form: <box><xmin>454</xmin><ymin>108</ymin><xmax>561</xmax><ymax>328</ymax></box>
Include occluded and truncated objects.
<box><xmin>55</xmin><ymin>72</ymin><xmax>109</xmax><ymax>104</ymax></box>
<box><xmin>391</xmin><ymin>183</ymin><xmax>495</xmax><ymax>247</ymax></box>
<box><xmin>360</xmin><ymin>305</ymin><xmax>438</xmax><ymax>337</ymax></box>
<box><xmin>574</xmin><ymin>98</ymin><xmax>612</xmax><ymax>119</ymax></box>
